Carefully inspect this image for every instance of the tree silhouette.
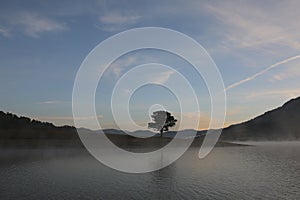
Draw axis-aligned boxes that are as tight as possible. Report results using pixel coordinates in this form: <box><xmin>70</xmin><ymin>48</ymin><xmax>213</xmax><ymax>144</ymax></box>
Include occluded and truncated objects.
<box><xmin>148</xmin><ymin>111</ymin><xmax>177</xmax><ymax>137</ymax></box>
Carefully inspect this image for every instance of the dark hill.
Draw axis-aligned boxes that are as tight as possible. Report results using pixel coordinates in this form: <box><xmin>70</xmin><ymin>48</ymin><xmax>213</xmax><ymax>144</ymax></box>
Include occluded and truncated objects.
<box><xmin>220</xmin><ymin>97</ymin><xmax>300</xmax><ymax>141</ymax></box>
<box><xmin>0</xmin><ymin>111</ymin><xmax>84</xmax><ymax>148</ymax></box>
<box><xmin>1</xmin><ymin>96</ymin><xmax>300</xmax><ymax>146</ymax></box>
<box><xmin>0</xmin><ymin>111</ymin><xmax>78</xmax><ymax>140</ymax></box>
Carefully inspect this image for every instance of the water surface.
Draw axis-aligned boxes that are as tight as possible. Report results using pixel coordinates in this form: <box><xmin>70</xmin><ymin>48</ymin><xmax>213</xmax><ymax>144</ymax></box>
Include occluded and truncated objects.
<box><xmin>1</xmin><ymin>143</ymin><xmax>300</xmax><ymax>199</ymax></box>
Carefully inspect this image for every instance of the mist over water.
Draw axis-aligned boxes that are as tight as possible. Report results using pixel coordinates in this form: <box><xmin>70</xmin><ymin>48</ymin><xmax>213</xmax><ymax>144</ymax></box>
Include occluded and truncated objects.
<box><xmin>232</xmin><ymin>141</ymin><xmax>300</xmax><ymax>146</ymax></box>
<box><xmin>1</xmin><ymin>143</ymin><xmax>300</xmax><ymax>199</ymax></box>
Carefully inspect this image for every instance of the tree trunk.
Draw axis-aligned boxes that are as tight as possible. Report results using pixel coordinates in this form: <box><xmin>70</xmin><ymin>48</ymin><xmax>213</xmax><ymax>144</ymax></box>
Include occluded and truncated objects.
<box><xmin>160</xmin><ymin>129</ymin><xmax>163</xmax><ymax>137</ymax></box>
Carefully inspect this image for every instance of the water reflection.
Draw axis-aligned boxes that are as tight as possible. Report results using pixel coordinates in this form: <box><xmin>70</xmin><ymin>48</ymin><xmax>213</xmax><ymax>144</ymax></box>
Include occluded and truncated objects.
<box><xmin>0</xmin><ymin>143</ymin><xmax>300</xmax><ymax>199</ymax></box>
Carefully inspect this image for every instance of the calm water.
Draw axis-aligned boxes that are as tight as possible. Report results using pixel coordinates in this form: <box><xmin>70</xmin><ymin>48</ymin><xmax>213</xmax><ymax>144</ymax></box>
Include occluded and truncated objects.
<box><xmin>1</xmin><ymin>143</ymin><xmax>300</xmax><ymax>199</ymax></box>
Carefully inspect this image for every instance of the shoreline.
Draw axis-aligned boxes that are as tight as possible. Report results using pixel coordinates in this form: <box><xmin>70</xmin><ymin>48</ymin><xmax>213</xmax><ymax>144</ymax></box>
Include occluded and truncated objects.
<box><xmin>0</xmin><ymin>134</ymin><xmax>252</xmax><ymax>149</ymax></box>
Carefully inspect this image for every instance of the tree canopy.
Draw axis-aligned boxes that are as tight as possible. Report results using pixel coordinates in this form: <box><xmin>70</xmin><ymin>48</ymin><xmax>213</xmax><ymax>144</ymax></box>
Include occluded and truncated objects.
<box><xmin>148</xmin><ymin>111</ymin><xmax>177</xmax><ymax>137</ymax></box>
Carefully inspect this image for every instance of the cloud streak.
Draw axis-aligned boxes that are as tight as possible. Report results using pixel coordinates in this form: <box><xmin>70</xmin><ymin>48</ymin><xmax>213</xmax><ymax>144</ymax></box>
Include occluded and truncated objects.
<box><xmin>205</xmin><ymin>1</ymin><xmax>300</xmax><ymax>50</ymax></box>
<box><xmin>35</xmin><ymin>115</ymin><xmax>103</xmax><ymax>121</ymax></box>
<box><xmin>0</xmin><ymin>27</ymin><xmax>9</xmax><ymax>37</ymax></box>
<box><xmin>151</xmin><ymin>70</ymin><xmax>175</xmax><ymax>84</ymax></box>
<box><xmin>0</xmin><ymin>12</ymin><xmax>68</xmax><ymax>38</ymax></box>
<box><xmin>98</xmin><ymin>13</ymin><xmax>141</xmax><ymax>32</ymax></box>
<box><xmin>17</xmin><ymin>13</ymin><xmax>67</xmax><ymax>38</ymax></box>
<box><xmin>226</xmin><ymin>55</ymin><xmax>300</xmax><ymax>91</ymax></box>
<box><xmin>37</xmin><ymin>100</ymin><xmax>70</xmax><ymax>105</ymax></box>
<box><xmin>110</xmin><ymin>56</ymin><xmax>138</xmax><ymax>78</ymax></box>
<box><xmin>246</xmin><ymin>89</ymin><xmax>300</xmax><ymax>100</ymax></box>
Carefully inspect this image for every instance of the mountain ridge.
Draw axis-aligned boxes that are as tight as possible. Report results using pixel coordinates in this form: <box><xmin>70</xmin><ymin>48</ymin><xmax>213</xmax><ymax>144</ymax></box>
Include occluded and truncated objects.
<box><xmin>221</xmin><ymin>97</ymin><xmax>300</xmax><ymax>141</ymax></box>
<box><xmin>1</xmin><ymin>96</ymin><xmax>300</xmax><ymax>141</ymax></box>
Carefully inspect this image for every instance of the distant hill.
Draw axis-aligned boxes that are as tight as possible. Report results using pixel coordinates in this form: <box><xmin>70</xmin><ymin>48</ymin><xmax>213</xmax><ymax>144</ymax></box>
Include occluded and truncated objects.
<box><xmin>221</xmin><ymin>97</ymin><xmax>300</xmax><ymax>141</ymax></box>
<box><xmin>0</xmin><ymin>111</ymin><xmax>78</xmax><ymax>140</ymax></box>
<box><xmin>1</xmin><ymin>96</ymin><xmax>300</xmax><ymax>144</ymax></box>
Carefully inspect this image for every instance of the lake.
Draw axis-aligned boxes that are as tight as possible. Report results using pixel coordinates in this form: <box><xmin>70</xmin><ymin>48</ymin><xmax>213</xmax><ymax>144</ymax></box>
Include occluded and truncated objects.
<box><xmin>1</xmin><ymin>142</ymin><xmax>300</xmax><ymax>199</ymax></box>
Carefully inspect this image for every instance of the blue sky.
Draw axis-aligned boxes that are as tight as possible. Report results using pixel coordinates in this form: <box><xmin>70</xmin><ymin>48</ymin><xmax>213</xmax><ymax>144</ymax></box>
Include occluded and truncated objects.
<box><xmin>1</xmin><ymin>0</ymin><xmax>300</xmax><ymax>130</ymax></box>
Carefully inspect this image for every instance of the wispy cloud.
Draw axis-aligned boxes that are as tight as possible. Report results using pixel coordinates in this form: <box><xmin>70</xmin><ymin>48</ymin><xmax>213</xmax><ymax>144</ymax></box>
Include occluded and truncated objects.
<box><xmin>37</xmin><ymin>100</ymin><xmax>70</xmax><ymax>105</ymax></box>
<box><xmin>108</xmin><ymin>54</ymin><xmax>162</xmax><ymax>79</ymax></box>
<box><xmin>205</xmin><ymin>1</ymin><xmax>300</xmax><ymax>50</ymax></box>
<box><xmin>151</xmin><ymin>70</ymin><xmax>175</xmax><ymax>84</ymax></box>
<box><xmin>226</xmin><ymin>55</ymin><xmax>300</xmax><ymax>91</ymax></box>
<box><xmin>100</xmin><ymin>13</ymin><xmax>141</xmax><ymax>25</ymax></box>
<box><xmin>120</xmin><ymin>68</ymin><xmax>175</xmax><ymax>95</ymax></box>
<box><xmin>110</xmin><ymin>55</ymin><xmax>138</xmax><ymax>78</ymax></box>
<box><xmin>35</xmin><ymin>115</ymin><xmax>103</xmax><ymax>121</ymax></box>
<box><xmin>98</xmin><ymin>13</ymin><xmax>141</xmax><ymax>32</ymax></box>
<box><xmin>0</xmin><ymin>27</ymin><xmax>9</xmax><ymax>37</ymax></box>
<box><xmin>246</xmin><ymin>89</ymin><xmax>300</xmax><ymax>100</ymax></box>
<box><xmin>269</xmin><ymin>62</ymin><xmax>300</xmax><ymax>82</ymax></box>
<box><xmin>18</xmin><ymin>13</ymin><xmax>67</xmax><ymax>38</ymax></box>
<box><xmin>3</xmin><ymin>12</ymin><xmax>68</xmax><ymax>38</ymax></box>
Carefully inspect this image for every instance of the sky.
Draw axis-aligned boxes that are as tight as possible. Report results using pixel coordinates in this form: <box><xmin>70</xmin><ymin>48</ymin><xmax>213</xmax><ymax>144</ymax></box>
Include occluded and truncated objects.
<box><xmin>1</xmin><ymin>0</ymin><xmax>300</xmax><ymax>131</ymax></box>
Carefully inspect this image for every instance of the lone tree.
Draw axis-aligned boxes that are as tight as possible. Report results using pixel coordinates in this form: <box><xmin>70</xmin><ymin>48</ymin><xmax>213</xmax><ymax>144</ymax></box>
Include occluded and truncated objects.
<box><xmin>148</xmin><ymin>111</ymin><xmax>177</xmax><ymax>137</ymax></box>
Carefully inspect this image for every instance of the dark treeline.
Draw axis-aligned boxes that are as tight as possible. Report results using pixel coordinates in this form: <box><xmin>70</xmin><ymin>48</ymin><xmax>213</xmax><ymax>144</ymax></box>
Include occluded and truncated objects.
<box><xmin>0</xmin><ymin>111</ymin><xmax>78</xmax><ymax>140</ymax></box>
<box><xmin>0</xmin><ymin>111</ymin><xmax>55</xmax><ymax>130</ymax></box>
<box><xmin>1</xmin><ymin>96</ymin><xmax>300</xmax><ymax>144</ymax></box>
<box><xmin>221</xmin><ymin>97</ymin><xmax>300</xmax><ymax>141</ymax></box>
